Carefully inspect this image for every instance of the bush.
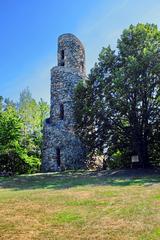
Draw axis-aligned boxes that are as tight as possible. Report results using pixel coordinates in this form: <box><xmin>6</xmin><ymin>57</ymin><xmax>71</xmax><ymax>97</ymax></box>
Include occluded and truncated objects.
<box><xmin>0</xmin><ymin>150</ymin><xmax>40</xmax><ymax>175</ymax></box>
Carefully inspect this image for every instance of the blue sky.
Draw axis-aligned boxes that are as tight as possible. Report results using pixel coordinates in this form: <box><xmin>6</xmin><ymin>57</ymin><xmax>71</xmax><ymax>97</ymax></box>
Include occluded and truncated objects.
<box><xmin>1</xmin><ymin>0</ymin><xmax>160</xmax><ymax>102</ymax></box>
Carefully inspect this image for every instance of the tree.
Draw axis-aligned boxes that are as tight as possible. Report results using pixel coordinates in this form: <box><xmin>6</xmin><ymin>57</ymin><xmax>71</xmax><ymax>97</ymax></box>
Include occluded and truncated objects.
<box><xmin>0</xmin><ymin>88</ymin><xmax>49</xmax><ymax>174</ymax></box>
<box><xmin>75</xmin><ymin>23</ymin><xmax>160</xmax><ymax>168</ymax></box>
<box><xmin>38</xmin><ymin>98</ymin><xmax>50</xmax><ymax>129</ymax></box>
<box><xmin>18</xmin><ymin>88</ymin><xmax>49</xmax><ymax>158</ymax></box>
<box><xmin>3</xmin><ymin>98</ymin><xmax>16</xmax><ymax>110</ymax></box>
<box><xmin>0</xmin><ymin>105</ymin><xmax>40</xmax><ymax>174</ymax></box>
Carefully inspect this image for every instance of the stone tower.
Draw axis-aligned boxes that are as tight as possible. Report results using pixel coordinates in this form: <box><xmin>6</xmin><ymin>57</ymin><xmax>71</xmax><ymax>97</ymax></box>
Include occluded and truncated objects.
<box><xmin>42</xmin><ymin>33</ymin><xmax>86</xmax><ymax>171</ymax></box>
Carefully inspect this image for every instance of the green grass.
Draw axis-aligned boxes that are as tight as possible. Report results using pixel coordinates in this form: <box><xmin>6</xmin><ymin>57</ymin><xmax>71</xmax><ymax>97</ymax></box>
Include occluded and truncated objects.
<box><xmin>54</xmin><ymin>212</ymin><xmax>83</xmax><ymax>224</ymax></box>
<box><xmin>0</xmin><ymin>170</ymin><xmax>160</xmax><ymax>240</ymax></box>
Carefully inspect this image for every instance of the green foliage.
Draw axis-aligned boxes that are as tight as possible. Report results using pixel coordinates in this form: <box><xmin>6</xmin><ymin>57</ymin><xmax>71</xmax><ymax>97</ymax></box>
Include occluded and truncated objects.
<box><xmin>18</xmin><ymin>88</ymin><xmax>49</xmax><ymax>158</ymax></box>
<box><xmin>0</xmin><ymin>88</ymin><xmax>49</xmax><ymax>174</ymax></box>
<box><xmin>0</xmin><ymin>106</ymin><xmax>23</xmax><ymax>154</ymax></box>
<box><xmin>0</xmin><ymin>105</ymin><xmax>34</xmax><ymax>174</ymax></box>
<box><xmin>74</xmin><ymin>23</ymin><xmax>160</xmax><ymax>168</ymax></box>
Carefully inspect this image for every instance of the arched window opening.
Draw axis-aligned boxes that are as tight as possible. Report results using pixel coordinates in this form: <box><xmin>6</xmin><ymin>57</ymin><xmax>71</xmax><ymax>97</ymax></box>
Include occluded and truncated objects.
<box><xmin>60</xmin><ymin>103</ymin><xmax>64</xmax><ymax>120</ymax></box>
<box><xmin>56</xmin><ymin>147</ymin><xmax>61</xmax><ymax>167</ymax></box>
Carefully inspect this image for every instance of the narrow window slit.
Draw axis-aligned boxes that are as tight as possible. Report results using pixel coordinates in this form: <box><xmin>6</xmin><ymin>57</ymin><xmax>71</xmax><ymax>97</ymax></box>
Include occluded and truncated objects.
<box><xmin>60</xmin><ymin>103</ymin><xmax>64</xmax><ymax>120</ymax></box>
<box><xmin>61</xmin><ymin>50</ymin><xmax>64</xmax><ymax>60</ymax></box>
<box><xmin>60</xmin><ymin>50</ymin><xmax>65</xmax><ymax>66</ymax></box>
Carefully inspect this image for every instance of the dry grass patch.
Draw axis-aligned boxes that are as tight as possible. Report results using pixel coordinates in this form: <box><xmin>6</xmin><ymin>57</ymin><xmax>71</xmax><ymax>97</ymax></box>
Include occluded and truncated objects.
<box><xmin>0</xmin><ymin>170</ymin><xmax>160</xmax><ymax>239</ymax></box>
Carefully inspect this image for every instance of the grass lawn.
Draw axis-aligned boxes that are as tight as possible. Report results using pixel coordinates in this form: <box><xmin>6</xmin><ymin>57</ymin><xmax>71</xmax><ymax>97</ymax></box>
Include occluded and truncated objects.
<box><xmin>0</xmin><ymin>169</ymin><xmax>160</xmax><ymax>240</ymax></box>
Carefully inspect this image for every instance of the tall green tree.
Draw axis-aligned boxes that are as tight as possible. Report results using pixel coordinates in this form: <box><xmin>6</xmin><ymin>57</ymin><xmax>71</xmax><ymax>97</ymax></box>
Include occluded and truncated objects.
<box><xmin>38</xmin><ymin>98</ymin><xmax>50</xmax><ymax>129</ymax></box>
<box><xmin>75</xmin><ymin>23</ymin><xmax>160</xmax><ymax>168</ymax></box>
<box><xmin>18</xmin><ymin>88</ymin><xmax>49</xmax><ymax>158</ymax></box>
<box><xmin>0</xmin><ymin>105</ymin><xmax>40</xmax><ymax>174</ymax></box>
<box><xmin>0</xmin><ymin>89</ymin><xmax>49</xmax><ymax>174</ymax></box>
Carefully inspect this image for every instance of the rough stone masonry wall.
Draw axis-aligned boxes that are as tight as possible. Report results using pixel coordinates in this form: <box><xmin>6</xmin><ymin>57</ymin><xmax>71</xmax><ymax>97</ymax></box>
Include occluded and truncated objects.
<box><xmin>50</xmin><ymin>66</ymin><xmax>85</xmax><ymax>126</ymax></box>
<box><xmin>58</xmin><ymin>33</ymin><xmax>86</xmax><ymax>74</ymax></box>
<box><xmin>42</xmin><ymin>33</ymin><xmax>86</xmax><ymax>172</ymax></box>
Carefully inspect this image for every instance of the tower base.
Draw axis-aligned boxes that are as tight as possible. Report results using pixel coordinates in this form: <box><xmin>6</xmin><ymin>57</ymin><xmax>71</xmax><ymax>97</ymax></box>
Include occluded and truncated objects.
<box><xmin>42</xmin><ymin>121</ymin><xmax>86</xmax><ymax>172</ymax></box>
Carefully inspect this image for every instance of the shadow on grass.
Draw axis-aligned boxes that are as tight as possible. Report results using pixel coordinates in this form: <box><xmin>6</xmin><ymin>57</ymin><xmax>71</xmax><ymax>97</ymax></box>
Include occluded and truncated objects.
<box><xmin>0</xmin><ymin>169</ymin><xmax>160</xmax><ymax>191</ymax></box>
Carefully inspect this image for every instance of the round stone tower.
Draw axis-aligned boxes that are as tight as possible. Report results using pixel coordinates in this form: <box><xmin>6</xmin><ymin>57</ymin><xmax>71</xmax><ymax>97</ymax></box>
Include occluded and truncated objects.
<box><xmin>42</xmin><ymin>33</ymin><xmax>86</xmax><ymax>172</ymax></box>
